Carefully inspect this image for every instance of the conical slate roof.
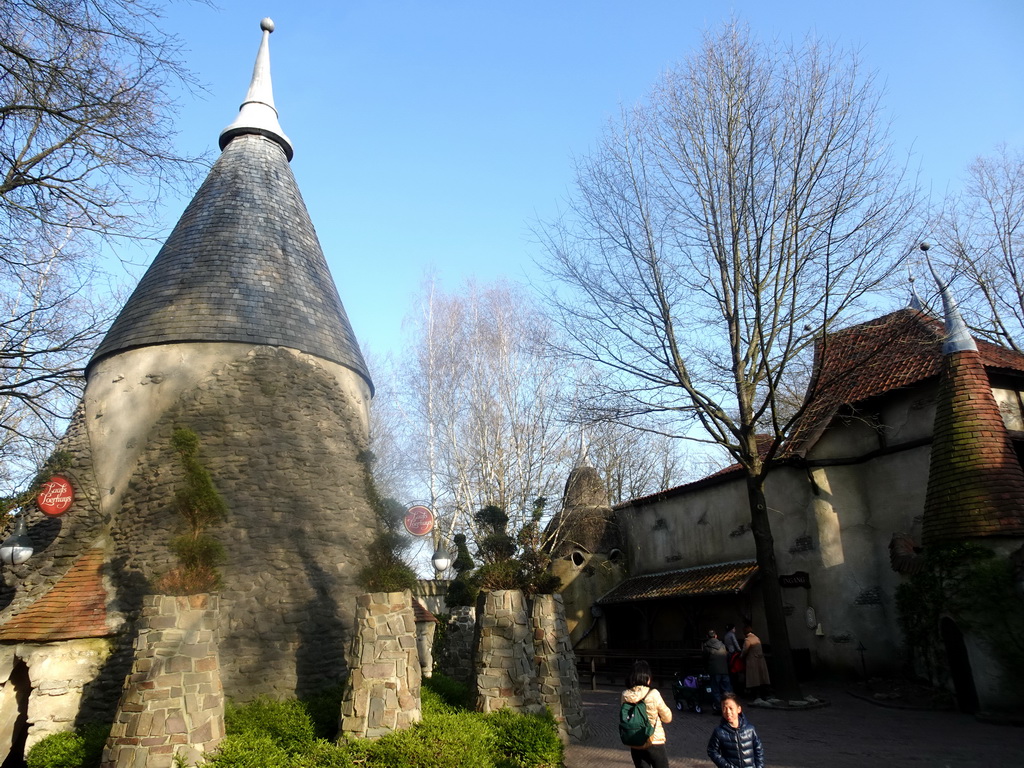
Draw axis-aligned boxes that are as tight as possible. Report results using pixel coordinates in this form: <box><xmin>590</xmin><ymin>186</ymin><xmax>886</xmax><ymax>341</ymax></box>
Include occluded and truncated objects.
<box><xmin>89</xmin><ymin>21</ymin><xmax>371</xmax><ymax>392</ymax></box>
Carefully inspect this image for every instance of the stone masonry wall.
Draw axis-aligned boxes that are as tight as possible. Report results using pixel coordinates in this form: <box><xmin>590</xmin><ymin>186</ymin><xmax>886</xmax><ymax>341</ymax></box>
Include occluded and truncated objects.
<box><xmin>110</xmin><ymin>347</ymin><xmax>377</xmax><ymax>701</ymax></box>
<box><xmin>0</xmin><ymin>639</ymin><xmax>112</xmax><ymax>754</ymax></box>
<box><xmin>473</xmin><ymin>591</ymin><xmax>539</xmax><ymax>714</ymax></box>
<box><xmin>438</xmin><ymin>606</ymin><xmax>476</xmax><ymax>687</ymax></box>
<box><xmin>531</xmin><ymin>594</ymin><xmax>587</xmax><ymax>744</ymax></box>
<box><xmin>340</xmin><ymin>591</ymin><xmax>420</xmax><ymax>739</ymax></box>
<box><xmin>102</xmin><ymin>594</ymin><xmax>224</xmax><ymax>768</ymax></box>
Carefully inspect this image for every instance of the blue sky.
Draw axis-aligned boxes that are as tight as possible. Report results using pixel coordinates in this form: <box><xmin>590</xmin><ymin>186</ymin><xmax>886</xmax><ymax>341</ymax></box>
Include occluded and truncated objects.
<box><xmin>145</xmin><ymin>0</ymin><xmax>1024</xmax><ymax>368</ymax></box>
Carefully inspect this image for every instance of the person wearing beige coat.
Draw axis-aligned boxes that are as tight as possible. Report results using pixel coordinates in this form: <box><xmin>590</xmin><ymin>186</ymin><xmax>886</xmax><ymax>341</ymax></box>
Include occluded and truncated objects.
<box><xmin>741</xmin><ymin>627</ymin><xmax>771</xmax><ymax>694</ymax></box>
<box><xmin>621</xmin><ymin>660</ymin><xmax>674</xmax><ymax>768</ymax></box>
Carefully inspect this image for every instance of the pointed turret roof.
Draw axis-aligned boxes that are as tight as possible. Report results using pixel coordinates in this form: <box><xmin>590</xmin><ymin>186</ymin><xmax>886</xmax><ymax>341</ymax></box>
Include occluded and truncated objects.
<box><xmin>922</xmin><ymin>267</ymin><xmax>1024</xmax><ymax>545</ymax></box>
<box><xmin>89</xmin><ymin>20</ymin><xmax>371</xmax><ymax>392</ymax></box>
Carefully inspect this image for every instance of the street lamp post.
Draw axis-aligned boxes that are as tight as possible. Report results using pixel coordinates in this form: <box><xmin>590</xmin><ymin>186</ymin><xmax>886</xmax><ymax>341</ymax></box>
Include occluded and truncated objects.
<box><xmin>0</xmin><ymin>512</ymin><xmax>34</xmax><ymax>566</ymax></box>
<box><xmin>431</xmin><ymin>541</ymin><xmax>451</xmax><ymax>578</ymax></box>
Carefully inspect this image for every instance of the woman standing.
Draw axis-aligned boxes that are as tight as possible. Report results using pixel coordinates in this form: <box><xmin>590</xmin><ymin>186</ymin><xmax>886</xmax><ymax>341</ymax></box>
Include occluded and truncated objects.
<box><xmin>741</xmin><ymin>626</ymin><xmax>770</xmax><ymax>698</ymax></box>
<box><xmin>707</xmin><ymin>693</ymin><xmax>765</xmax><ymax>768</ymax></box>
<box><xmin>621</xmin><ymin>660</ymin><xmax>673</xmax><ymax>768</ymax></box>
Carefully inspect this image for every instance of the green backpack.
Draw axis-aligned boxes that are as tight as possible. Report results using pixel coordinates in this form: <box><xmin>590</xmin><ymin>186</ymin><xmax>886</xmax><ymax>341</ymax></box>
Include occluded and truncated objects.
<box><xmin>618</xmin><ymin>689</ymin><xmax>655</xmax><ymax>746</ymax></box>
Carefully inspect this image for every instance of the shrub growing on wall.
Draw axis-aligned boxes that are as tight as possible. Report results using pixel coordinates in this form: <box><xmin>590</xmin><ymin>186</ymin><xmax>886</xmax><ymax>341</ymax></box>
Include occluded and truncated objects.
<box><xmin>155</xmin><ymin>428</ymin><xmax>227</xmax><ymax>594</ymax></box>
<box><xmin>355</xmin><ymin>451</ymin><xmax>418</xmax><ymax>593</ymax></box>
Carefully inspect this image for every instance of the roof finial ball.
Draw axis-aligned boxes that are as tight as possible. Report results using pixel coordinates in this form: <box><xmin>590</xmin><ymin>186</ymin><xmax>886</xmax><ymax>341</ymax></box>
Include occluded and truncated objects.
<box><xmin>261</xmin><ymin>17</ymin><xmax>275</xmax><ymax>33</ymax></box>
<box><xmin>920</xmin><ymin>242</ymin><xmax>931</xmax><ymax>252</ymax></box>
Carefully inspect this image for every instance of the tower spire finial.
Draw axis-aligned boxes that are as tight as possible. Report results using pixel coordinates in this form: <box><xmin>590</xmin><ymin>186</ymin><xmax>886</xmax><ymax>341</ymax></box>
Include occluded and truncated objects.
<box><xmin>219</xmin><ymin>18</ymin><xmax>294</xmax><ymax>160</ymax></box>
<box><xmin>921</xmin><ymin>242</ymin><xmax>976</xmax><ymax>354</ymax></box>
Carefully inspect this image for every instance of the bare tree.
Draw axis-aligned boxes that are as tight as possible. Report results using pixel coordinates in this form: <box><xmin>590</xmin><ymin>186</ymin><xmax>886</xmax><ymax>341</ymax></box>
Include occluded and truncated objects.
<box><xmin>0</xmin><ymin>0</ymin><xmax>201</xmax><ymax>490</ymax></box>
<box><xmin>583</xmin><ymin>420</ymin><xmax>692</xmax><ymax>506</ymax></box>
<box><xmin>388</xmin><ymin>278</ymin><xmax>575</xmax><ymax>545</ymax></box>
<box><xmin>538</xmin><ymin>22</ymin><xmax>917</xmax><ymax>698</ymax></box>
<box><xmin>936</xmin><ymin>145</ymin><xmax>1024</xmax><ymax>351</ymax></box>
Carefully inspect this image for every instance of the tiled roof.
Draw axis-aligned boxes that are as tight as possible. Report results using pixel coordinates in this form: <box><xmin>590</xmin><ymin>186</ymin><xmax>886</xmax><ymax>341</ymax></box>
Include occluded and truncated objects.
<box><xmin>621</xmin><ymin>309</ymin><xmax>1024</xmax><ymax>508</ymax></box>
<box><xmin>922</xmin><ymin>349</ymin><xmax>1024</xmax><ymax>544</ymax></box>
<box><xmin>411</xmin><ymin>598</ymin><xmax>438</xmax><ymax>624</ymax></box>
<box><xmin>88</xmin><ymin>133</ymin><xmax>372</xmax><ymax>393</ymax></box>
<box><xmin>790</xmin><ymin>309</ymin><xmax>1024</xmax><ymax>453</ymax></box>
<box><xmin>0</xmin><ymin>549</ymin><xmax>110</xmax><ymax>641</ymax></box>
<box><xmin>596</xmin><ymin>560</ymin><xmax>758</xmax><ymax>605</ymax></box>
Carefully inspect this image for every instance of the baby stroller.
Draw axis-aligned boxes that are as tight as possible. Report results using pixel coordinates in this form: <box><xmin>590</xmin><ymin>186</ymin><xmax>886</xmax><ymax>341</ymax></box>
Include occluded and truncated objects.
<box><xmin>672</xmin><ymin>672</ymin><xmax>717</xmax><ymax>713</ymax></box>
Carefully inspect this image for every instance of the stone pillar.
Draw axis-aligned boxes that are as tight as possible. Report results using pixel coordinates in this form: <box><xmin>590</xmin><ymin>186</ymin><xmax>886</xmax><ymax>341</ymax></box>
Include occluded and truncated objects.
<box><xmin>415</xmin><ymin>621</ymin><xmax>437</xmax><ymax>679</ymax></box>
<box><xmin>531</xmin><ymin>594</ymin><xmax>588</xmax><ymax>743</ymax></box>
<box><xmin>339</xmin><ymin>591</ymin><xmax>421</xmax><ymax>739</ymax></box>
<box><xmin>102</xmin><ymin>594</ymin><xmax>224</xmax><ymax>768</ymax></box>
<box><xmin>438</xmin><ymin>606</ymin><xmax>476</xmax><ymax>687</ymax></box>
<box><xmin>473</xmin><ymin>590</ymin><xmax>539</xmax><ymax>714</ymax></box>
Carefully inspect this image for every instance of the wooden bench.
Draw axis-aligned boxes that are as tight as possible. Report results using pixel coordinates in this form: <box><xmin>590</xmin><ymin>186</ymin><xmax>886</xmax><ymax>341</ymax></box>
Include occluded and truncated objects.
<box><xmin>573</xmin><ymin>648</ymin><xmax>706</xmax><ymax>691</ymax></box>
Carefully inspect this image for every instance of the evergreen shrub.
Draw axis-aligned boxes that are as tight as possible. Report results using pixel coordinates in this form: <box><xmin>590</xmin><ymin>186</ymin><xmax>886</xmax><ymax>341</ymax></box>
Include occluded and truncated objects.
<box><xmin>198</xmin><ymin>679</ymin><xmax>562</xmax><ymax>768</ymax></box>
<box><xmin>423</xmin><ymin>671</ymin><xmax>473</xmax><ymax>711</ymax></box>
<box><xmin>201</xmin><ymin>734</ymin><xmax>290</xmax><ymax>767</ymax></box>
<box><xmin>288</xmin><ymin>739</ymin><xmax>356</xmax><ymax>768</ymax></box>
<box><xmin>224</xmin><ymin>697</ymin><xmax>315</xmax><ymax>755</ymax></box>
<box><xmin>485</xmin><ymin>708</ymin><xmax>563</xmax><ymax>768</ymax></box>
<box><xmin>300</xmin><ymin>685</ymin><xmax>345</xmax><ymax>740</ymax></box>
<box><xmin>26</xmin><ymin>723</ymin><xmax>109</xmax><ymax>768</ymax></box>
<box><xmin>361</xmin><ymin>711</ymin><xmax>495</xmax><ymax>768</ymax></box>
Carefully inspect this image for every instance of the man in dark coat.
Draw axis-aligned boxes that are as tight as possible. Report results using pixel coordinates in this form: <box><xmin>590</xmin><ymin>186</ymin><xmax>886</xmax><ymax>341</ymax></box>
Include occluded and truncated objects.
<box><xmin>702</xmin><ymin>629</ymin><xmax>732</xmax><ymax>705</ymax></box>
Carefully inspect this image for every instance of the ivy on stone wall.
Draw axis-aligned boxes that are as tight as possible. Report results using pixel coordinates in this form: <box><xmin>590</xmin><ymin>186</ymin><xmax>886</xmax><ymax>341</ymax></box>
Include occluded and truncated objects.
<box><xmin>155</xmin><ymin>428</ymin><xmax>227</xmax><ymax>594</ymax></box>
<box><xmin>895</xmin><ymin>542</ymin><xmax>1024</xmax><ymax>693</ymax></box>
<box><xmin>355</xmin><ymin>451</ymin><xmax>418</xmax><ymax>593</ymax></box>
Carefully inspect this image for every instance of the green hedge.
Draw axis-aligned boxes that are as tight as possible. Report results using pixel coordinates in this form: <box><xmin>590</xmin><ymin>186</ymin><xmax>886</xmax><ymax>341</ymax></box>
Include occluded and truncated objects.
<box><xmin>26</xmin><ymin>679</ymin><xmax>563</xmax><ymax>768</ymax></box>
<box><xmin>26</xmin><ymin>723</ymin><xmax>109</xmax><ymax>768</ymax></box>
<box><xmin>205</xmin><ymin>676</ymin><xmax>562</xmax><ymax>768</ymax></box>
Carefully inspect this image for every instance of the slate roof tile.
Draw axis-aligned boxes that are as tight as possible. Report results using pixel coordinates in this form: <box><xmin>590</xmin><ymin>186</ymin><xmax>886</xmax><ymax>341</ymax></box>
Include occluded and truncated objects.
<box><xmin>89</xmin><ymin>134</ymin><xmax>372</xmax><ymax>393</ymax></box>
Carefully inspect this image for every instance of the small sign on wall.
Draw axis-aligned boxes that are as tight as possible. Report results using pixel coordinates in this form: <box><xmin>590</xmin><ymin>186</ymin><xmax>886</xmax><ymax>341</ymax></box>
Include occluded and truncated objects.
<box><xmin>778</xmin><ymin>571</ymin><xmax>810</xmax><ymax>588</ymax></box>
<box><xmin>36</xmin><ymin>475</ymin><xmax>74</xmax><ymax>516</ymax></box>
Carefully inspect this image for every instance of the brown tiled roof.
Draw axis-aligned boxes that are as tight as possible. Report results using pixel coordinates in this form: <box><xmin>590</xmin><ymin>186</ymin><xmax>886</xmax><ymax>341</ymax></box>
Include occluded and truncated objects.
<box><xmin>620</xmin><ymin>309</ymin><xmax>1024</xmax><ymax>509</ymax></box>
<box><xmin>596</xmin><ymin>560</ymin><xmax>758</xmax><ymax>605</ymax></box>
<box><xmin>791</xmin><ymin>309</ymin><xmax>1024</xmax><ymax>454</ymax></box>
<box><xmin>922</xmin><ymin>350</ymin><xmax>1024</xmax><ymax>544</ymax></box>
<box><xmin>0</xmin><ymin>549</ymin><xmax>110</xmax><ymax>641</ymax></box>
<box><xmin>411</xmin><ymin>598</ymin><xmax>438</xmax><ymax>624</ymax></box>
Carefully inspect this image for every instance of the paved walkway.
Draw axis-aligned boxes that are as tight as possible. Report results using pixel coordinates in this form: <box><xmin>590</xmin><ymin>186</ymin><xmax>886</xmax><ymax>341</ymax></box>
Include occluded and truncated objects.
<box><xmin>564</xmin><ymin>684</ymin><xmax>1024</xmax><ymax>768</ymax></box>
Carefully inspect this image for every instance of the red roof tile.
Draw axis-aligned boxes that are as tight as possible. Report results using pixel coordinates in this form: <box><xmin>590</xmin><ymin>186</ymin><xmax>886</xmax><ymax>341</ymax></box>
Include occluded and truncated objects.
<box><xmin>597</xmin><ymin>560</ymin><xmax>758</xmax><ymax>604</ymax></box>
<box><xmin>619</xmin><ymin>309</ymin><xmax>1024</xmax><ymax>508</ymax></box>
<box><xmin>0</xmin><ymin>549</ymin><xmax>110</xmax><ymax>641</ymax></box>
<box><xmin>411</xmin><ymin>598</ymin><xmax>438</xmax><ymax>623</ymax></box>
<box><xmin>791</xmin><ymin>309</ymin><xmax>1024</xmax><ymax>453</ymax></box>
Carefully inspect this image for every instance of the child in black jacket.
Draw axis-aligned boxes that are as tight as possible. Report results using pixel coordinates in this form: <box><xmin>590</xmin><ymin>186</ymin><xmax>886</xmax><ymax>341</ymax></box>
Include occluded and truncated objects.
<box><xmin>707</xmin><ymin>693</ymin><xmax>765</xmax><ymax>768</ymax></box>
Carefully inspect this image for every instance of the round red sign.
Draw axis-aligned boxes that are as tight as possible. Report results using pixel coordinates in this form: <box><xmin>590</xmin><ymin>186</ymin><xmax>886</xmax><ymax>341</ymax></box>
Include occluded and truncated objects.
<box><xmin>36</xmin><ymin>475</ymin><xmax>74</xmax><ymax>516</ymax></box>
<box><xmin>403</xmin><ymin>505</ymin><xmax>435</xmax><ymax>537</ymax></box>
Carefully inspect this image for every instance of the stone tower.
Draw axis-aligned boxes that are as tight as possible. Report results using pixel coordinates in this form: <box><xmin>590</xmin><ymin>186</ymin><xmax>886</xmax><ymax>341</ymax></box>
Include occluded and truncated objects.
<box><xmin>0</xmin><ymin>18</ymin><xmax>378</xmax><ymax>713</ymax></box>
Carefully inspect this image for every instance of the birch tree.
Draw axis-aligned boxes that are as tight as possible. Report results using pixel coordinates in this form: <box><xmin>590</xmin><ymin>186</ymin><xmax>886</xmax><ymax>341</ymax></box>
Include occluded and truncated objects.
<box><xmin>398</xmin><ymin>278</ymin><xmax>575</xmax><ymax>542</ymax></box>
<box><xmin>538</xmin><ymin>22</ymin><xmax>917</xmax><ymax>698</ymax></box>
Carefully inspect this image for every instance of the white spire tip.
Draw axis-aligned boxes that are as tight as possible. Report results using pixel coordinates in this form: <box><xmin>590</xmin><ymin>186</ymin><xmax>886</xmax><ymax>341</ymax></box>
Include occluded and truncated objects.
<box><xmin>261</xmin><ymin>18</ymin><xmax>275</xmax><ymax>33</ymax></box>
